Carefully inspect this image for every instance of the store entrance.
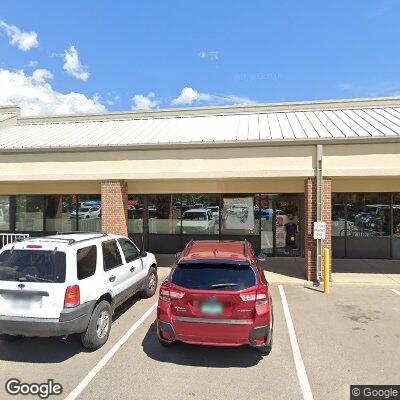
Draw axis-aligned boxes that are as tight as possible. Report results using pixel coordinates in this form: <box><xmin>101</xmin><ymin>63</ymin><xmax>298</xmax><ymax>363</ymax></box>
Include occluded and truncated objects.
<box><xmin>260</xmin><ymin>195</ymin><xmax>302</xmax><ymax>256</ymax></box>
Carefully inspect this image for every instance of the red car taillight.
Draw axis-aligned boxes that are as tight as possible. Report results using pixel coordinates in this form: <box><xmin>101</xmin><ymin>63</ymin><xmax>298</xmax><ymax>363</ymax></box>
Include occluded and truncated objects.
<box><xmin>64</xmin><ymin>285</ymin><xmax>80</xmax><ymax>308</ymax></box>
<box><xmin>160</xmin><ymin>287</ymin><xmax>185</xmax><ymax>302</ymax></box>
<box><xmin>240</xmin><ymin>291</ymin><xmax>269</xmax><ymax>307</ymax></box>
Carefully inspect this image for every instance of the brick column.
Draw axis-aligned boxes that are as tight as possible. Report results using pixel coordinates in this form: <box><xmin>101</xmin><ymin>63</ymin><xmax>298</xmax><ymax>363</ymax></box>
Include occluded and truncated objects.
<box><xmin>304</xmin><ymin>177</ymin><xmax>332</xmax><ymax>281</ymax></box>
<box><xmin>101</xmin><ymin>180</ymin><xmax>128</xmax><ymax>236</ymax></box>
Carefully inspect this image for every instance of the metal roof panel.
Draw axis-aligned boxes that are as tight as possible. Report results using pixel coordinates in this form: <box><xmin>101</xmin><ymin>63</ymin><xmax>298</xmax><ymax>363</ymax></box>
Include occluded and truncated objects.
<box><xmin>2</xmin><ymin>104</ymin><xmax>400</xmax><ymax>150</ymax></box>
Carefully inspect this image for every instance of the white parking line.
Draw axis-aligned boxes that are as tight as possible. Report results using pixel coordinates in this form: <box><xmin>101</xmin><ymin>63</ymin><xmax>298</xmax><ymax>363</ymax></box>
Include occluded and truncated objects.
<box><xmin>278</xmin><ymin>285</ymin><xmax>314</xmax><ymax>400</ymax></box>
<box><xmin>64</xmin><ymin>302</ymin><xmax>158</xmax><ymax>400</ymax></box>
<box><xmin>390</xmin><ymin>289</ymin><xmax>400</xmax><ymax>296</ymax></box>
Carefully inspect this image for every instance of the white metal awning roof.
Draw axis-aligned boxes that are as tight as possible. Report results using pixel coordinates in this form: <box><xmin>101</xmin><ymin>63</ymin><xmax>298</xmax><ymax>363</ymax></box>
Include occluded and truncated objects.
<box><xmin>2</xmin><ymin>105</ymin><xmax>400</xmax><ymax>150</ymax></box>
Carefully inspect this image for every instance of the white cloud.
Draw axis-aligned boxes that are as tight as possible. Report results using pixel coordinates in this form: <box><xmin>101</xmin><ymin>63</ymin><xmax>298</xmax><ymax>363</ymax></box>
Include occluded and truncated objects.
<box><xmin>197</xmin><ymin>50</ymin><xmax>207</xmax><ymax>59</ymax></box>
<box><xmin>31</xmin><ymin>68</ymin><xmax>54</xmax><ymax>83</ymax></box>
<box><xmin>172</xmin><ymin>86</ymin><xmax>252</xmax><ymax>106</ymax></box>
<box><xmin>63</xmin><ymin>45</ymin><xmax>90</xmax><ymax>81</ymax></box>
<box><xmin>197</xmin><ymin>50</ymin><xmax>219</xmax><ymax>61</ymax></box>
<box><xmin>172</xmin><ymin>87</ymin><xmax>208</xmax><ymax>105</ymax></box>
<box><xmin>27</xmin><ymin>60</ymin><xmax>38</xmax><ymax>68</ymax></box>
<box><xmin>0</xmin><ymin>20</ymin><xmax>39</xmax><ymax>51</ymax></box>
<box><xmin>0</xmin><ymin>68</ymin><xmax>106</xmax><ymax>116</ymax></box>
<box><xmin>132</xmin><ymin>92</ymin><xmax>159</xmax><ymax>110</ymax></box>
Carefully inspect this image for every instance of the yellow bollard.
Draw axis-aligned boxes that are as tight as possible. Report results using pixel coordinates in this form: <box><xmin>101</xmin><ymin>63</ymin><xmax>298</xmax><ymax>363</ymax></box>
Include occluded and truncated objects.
<box><xmin>323</xmin><ymin>247</ymin><xmax>330</xmax><ymax>294</ymax></box>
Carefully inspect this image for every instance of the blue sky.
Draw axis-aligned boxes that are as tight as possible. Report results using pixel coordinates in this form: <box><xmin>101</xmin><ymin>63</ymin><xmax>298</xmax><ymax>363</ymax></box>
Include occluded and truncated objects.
<box><xmin>0</xmin><ymin>0</ymin><xmax>399</xmax><ymax>115</ymax></box>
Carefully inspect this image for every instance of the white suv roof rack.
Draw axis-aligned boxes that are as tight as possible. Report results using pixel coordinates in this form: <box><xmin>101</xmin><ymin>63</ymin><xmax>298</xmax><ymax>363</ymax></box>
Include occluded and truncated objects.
<box><xmin>23</xmin><ymin>232</ymin><xmax>108</xmax><ymax>245</ymax></box>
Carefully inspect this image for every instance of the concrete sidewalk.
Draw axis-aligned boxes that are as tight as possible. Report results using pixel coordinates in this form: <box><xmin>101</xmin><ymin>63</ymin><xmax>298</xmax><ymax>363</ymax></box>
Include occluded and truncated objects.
<box><xmin>155</xmin><ymin>254</ymin><xmax>400</xmax><ymax>286</ymax></box>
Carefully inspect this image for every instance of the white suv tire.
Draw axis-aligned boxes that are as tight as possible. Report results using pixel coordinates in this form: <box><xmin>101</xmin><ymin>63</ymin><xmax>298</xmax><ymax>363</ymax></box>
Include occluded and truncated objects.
<box><xmin>81</xmin><ymin>300</ymin><xmax>112</xmax><ymax>349</ymax></box>
<box><xmin>140</xmin><ymin>267</ymin><xmax>158</xmax><ymax>299</ymax></box>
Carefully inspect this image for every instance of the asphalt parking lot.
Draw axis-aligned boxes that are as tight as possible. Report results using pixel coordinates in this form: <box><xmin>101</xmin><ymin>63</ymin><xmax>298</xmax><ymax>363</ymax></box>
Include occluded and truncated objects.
<box><xmin>0</xmin><ymin>268</ymin><xmax>399</xmax><ymax>400</ymax></box>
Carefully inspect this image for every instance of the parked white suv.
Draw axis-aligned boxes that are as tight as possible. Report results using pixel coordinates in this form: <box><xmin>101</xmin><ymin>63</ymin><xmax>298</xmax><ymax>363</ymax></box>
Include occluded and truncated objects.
<box><xmin>70</xmin><ymin>206</ymin><xmax>101</xmax><ymax>220</ymax></box>
<box><xmin>0</xmin><ymin>233</ymin><xmax>157</xmax><ymax>349</ymax></box>
<box><xmin>180</xmin><ymin>209</ymin><xmax>215</xmax><ymax>234</ymax></box>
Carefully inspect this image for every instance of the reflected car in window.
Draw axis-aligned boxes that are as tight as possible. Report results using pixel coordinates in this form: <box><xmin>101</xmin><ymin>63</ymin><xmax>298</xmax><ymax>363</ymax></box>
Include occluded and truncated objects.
<box><xmin>70</xmin><ymin>206</ymin><xmax>101</xmax><ymax>220</ymax></box>
<box><xmin>206</xmin><ymin>206</ymin><xmax>220</xmax><ymax>220</ymax></box>
<box><xmin>180</xmin><ymin>209</ymin><xmax>215</xmax><ymax>234</ymax></box>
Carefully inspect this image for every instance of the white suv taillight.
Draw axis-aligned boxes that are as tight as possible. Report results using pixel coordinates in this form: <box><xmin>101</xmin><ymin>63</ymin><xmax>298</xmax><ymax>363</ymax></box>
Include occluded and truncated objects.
<box><xmin>160</xmin><ymin>288</ymin><xmax>185</xmax><ymax>302</ymax></box>
<box><xmin>64</xmin><ymin>285</ymin><xmax>80</xmax><ymax>308</ymax></box>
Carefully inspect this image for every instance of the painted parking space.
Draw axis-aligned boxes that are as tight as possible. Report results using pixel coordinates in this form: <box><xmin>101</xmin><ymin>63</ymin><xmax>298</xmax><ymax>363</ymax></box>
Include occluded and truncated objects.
<box><xmin>0</xmin><ymin>270</ymin><xmax>170</xmax><ymax>400</ymax></box>
<box><xmin>1</xmin><ymin>281</ymin><xmax>398</xmax><ymax>400</ymax></box>
<box><xmin>284</xmin><ymin>285</ymin><xmax>400</xmax><ymax>400</ymax></box>
<box><xmin>63</xmin><ymin>285</ymin><xmax>303</xmax><ymax>400</ymax></box>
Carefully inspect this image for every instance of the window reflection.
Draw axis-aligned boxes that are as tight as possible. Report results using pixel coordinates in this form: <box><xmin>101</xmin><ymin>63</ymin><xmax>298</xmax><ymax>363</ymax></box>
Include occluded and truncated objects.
<box><xmin>128</xmin><ymin>195</ymin><xmax>144</xmax><ymax>234</ymax></box>
<box><xmin>180</xmin><ymin>194</ymin><xmax>219</xmax><ymax>235</ymax></box>
<box><xmin>148</xmin><ymin>195</ymin><xmax>181</xmax><ymax>234</ymax></box>
<box><xmin>77</xmin><ymin>195</ymin><xmax>101</xmax><ymax>232</ymax></box>
<box><xmin>332</xmin><ymin>193</ymin><xmax>347</xmax><ymax>237</ymax></box>
<box><xmin>275</xmin><ymin>200</ymin><xmax>300</xmax><ymax>256</ymax></box>
<box><xmin>260</xmin><ymin>195</ymin><xmax>273</xmax><ymax>254</ymax></box>
<box><xmin>393</xmin><ymin>194</ymin><xmax>400</xmax><ymax>236</ymax></box>
<box><xmin>0</xmin><ymin>196</ymin><xmax>10</xmax><ymax>231</ymax></box>
<box><xmin>45</xmin><ymin>195</ymin><xmax>77</xmax><ymax>232</ymax></box>
<box><xmin>347</xmin><ymin>193</ymin><xmax>390</xmax><ymax>237</ymax></box>
<box><xmin>15</xmin><ymin>195</ymin><xmax>44</xmax><ymax>232</ymax></box>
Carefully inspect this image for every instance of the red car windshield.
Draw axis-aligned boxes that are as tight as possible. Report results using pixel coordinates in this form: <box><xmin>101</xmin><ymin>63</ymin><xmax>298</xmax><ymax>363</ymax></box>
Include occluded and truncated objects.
<box><xmin>170</xmin><ymin>262</ymin><xmax>256</xmax><ymax>291</ymax></box>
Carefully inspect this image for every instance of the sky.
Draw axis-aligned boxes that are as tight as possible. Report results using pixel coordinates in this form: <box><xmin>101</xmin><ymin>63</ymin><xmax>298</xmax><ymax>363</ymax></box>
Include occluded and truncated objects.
<box><xmin>0</xmin><ymin>0</ymin><xmax>399</xmax><ymax>116</ymax></box>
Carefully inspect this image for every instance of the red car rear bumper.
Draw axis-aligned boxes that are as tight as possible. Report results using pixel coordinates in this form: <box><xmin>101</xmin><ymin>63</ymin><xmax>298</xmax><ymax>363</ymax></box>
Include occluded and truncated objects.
<box><xmin>157</xmin><ymin>317</ymin><xmax>271</xmax><ymax>347</ymax></box>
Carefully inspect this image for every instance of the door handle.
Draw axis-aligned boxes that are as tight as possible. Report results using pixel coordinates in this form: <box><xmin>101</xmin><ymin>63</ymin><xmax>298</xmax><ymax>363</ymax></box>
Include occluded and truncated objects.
<box><xmin>109</xmin><ymin>275</ymin><xmax>116</xmax><ymax>282</ymax></box>
<box><xmin>130</xmin><ymin>266</ymin><xmax>135</xmax><ymax>272</ymax></box>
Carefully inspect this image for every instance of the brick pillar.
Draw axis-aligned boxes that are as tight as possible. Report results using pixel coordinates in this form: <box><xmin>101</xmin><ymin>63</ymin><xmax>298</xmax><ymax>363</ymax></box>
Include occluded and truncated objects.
<box><xmin>101</xmin><ymin>180</ymin><xmax>128</xmax><ymax>236</ymax></box>
<box><xmin>304</xmin><ymin>177</ymin><xmax>332</xmax><ymax>281</ymax></box>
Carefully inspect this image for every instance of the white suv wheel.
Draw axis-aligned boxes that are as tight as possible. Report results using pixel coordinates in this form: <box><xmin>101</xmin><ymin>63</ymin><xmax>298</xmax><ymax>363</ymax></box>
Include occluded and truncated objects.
<box><xmin>96</xmin><ymin>310</ymin><xmax>110</xmax><ymax>339</ymax></box>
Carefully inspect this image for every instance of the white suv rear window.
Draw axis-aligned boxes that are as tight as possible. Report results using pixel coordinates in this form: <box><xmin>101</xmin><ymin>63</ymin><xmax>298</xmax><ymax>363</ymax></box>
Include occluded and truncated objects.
<box><xmin>0</xmin><ymin>249</ymin><xmax>66</xmax><ymax>283</ymax></box>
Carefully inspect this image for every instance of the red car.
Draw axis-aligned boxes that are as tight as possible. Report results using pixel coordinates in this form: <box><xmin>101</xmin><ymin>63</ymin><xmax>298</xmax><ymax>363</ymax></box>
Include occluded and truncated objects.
<box><xmin>157</xmin><ymin>240</ymin><xmax>273</xmax><ymax>355</ymax></box>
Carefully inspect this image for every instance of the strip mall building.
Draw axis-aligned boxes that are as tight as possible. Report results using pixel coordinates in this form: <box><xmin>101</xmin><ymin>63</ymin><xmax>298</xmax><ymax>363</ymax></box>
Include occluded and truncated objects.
<box><xmin>1</xmin><ymin>96</ymin><xmax>400</xmax><ymax>280</ymax></box>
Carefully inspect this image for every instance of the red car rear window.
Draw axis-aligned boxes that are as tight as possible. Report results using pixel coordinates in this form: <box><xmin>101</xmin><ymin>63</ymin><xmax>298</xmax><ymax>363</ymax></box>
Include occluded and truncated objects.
<box><xmin>171</xmin><ymin>262</ymin><xmax>256</xmax><ymax>291</ymax></box>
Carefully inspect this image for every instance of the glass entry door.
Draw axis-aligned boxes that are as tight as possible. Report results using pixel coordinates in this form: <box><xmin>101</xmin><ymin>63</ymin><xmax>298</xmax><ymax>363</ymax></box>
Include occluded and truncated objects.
<box><xmin>274</xmin><ymin>199</ymin><xmax>300</xmax><ymax>256</ymax></box>
<box><xmin>260</xmin><ymin>195</ymin><xmax>274</xmax><ymax>255</ymax></box>
<box><xmin>260</xmin><ymin>195</ymin><xmax>301</xmax><ymax>256</ymax></box>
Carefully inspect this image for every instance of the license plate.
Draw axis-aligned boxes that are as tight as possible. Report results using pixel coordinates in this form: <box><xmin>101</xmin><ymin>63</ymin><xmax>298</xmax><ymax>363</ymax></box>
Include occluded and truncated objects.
<box><xmin>201</xmin><ymin>302</ymin><xmax>223</xmax><ymax>315</ymax></box>
<box><xmin>12</xmin><ymin>298</ymin><xmax>34</xmax><ymax>310</ymax></box>
<box><xmin>7</xmin><ymin>295</ymin><xmax>39</xmax><ymax>310</ymax></box>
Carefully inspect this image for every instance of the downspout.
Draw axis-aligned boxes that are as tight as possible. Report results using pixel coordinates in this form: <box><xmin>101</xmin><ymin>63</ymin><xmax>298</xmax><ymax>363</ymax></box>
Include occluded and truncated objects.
<box><xmin>315</xmin><ymin>144</ymin><xmax>323</xmax><ymax>283</ymax></box>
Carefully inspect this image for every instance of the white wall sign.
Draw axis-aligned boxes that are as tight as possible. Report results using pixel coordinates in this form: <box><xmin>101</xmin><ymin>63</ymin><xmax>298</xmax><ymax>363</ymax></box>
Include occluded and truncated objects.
<box><xmin>313</xmin><ymin>221</ymin><xmax>326</xmax><ymax>239</ymax></box>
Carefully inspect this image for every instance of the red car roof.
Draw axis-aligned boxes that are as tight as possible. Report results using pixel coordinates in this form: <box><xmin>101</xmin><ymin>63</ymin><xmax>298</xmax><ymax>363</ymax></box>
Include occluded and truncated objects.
<box><xmin>181</xmin><ymin>240</ymin><xmax>248</xmax><ymax>262</ymax></box>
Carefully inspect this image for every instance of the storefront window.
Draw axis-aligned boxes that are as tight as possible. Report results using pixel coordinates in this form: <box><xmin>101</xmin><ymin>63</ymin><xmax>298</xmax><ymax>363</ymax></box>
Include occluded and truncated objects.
<box><xmin>148</xmin><ymin>195</ymin><xmax>181</xmax><ymax>234</ymax></box>
<box><xmin>77</xmin><ymin>195</ymin><xmax>101</xmax><ymax>232</ymax></box>
<box><xmin>128</xmin><ymin>195</ymin><xmax>144</xmax><ymax>234</ymax></box>
<box><xmin>221</xmin><ymin>195</ymin><xmax>258</xmax><ymax>235</ymax></box>
<box><xmin>332</xmin><ymin>193</ymin><xmax>347</xmax><ymax>236</ymax></box>
<box><xmin>393</xmin><ymin>194</ymin><xmax>400</xmax><ymax>236</ymax></box>
<box><xmin>15</xmin><ymin>195</ymin><xmax>44</xmax><ymax>231</ymax></box>
<box><xmin>0</xmin><ymin>196</ymin><xmax>10</xmax><ymax>231</ymax></box>
<box><xmin>347</xmin><ymin>193</ymin><xmax>390</xmax><ymax>237</ymax></box>
<box><xmin>392</xmin><ymin>194</ymin><xmax>400</xmax><ymax>259</ymax></box>
<box><xmin>45</xmin><ymin>195</ymin><xmax>78</xmax><ymax>232</ymax></box>
<box><xmin>180</xmin><ymin>194</ymin><xmax>219</xmax><ymax>235</ymax></box>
